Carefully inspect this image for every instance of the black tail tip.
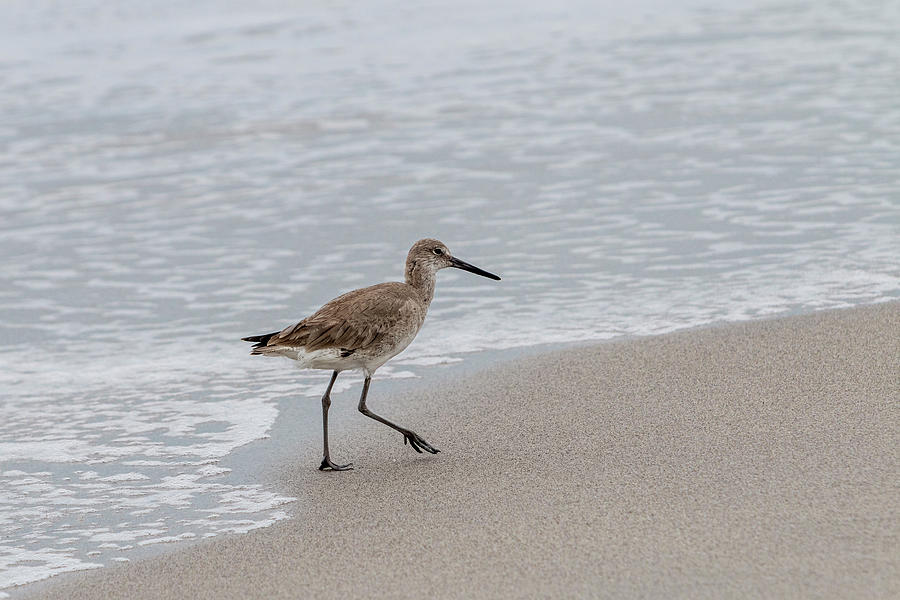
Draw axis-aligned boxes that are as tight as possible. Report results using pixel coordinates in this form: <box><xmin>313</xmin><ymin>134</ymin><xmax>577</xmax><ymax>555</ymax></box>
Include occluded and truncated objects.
<box><xmin>242</xmin><ymin>332</ymin><xmax>278</xmax><ymax>349</ymax></box>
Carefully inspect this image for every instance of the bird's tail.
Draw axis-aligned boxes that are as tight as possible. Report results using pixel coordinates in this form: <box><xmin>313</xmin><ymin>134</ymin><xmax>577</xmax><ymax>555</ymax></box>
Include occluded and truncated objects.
<box><xmin>241</xmin><ymin>332</ymin><xmax>279</xmax><ymax>354</ymax></box>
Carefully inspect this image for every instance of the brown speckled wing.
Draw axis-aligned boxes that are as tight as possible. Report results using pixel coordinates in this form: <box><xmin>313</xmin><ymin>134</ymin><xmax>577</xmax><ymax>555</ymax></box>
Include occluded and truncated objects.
<box><xmin>265</xmin><ymin>282</ymin><xmax>421</xmax><ymax>353</ymax></box>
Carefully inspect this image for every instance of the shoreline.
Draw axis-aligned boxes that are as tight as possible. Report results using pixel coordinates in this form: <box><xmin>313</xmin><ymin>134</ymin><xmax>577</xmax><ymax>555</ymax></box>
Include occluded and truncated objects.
<box><xmin>17</xmin><ymin>302</ymin><xmax>900</xmax><ymax>599</ymax></box>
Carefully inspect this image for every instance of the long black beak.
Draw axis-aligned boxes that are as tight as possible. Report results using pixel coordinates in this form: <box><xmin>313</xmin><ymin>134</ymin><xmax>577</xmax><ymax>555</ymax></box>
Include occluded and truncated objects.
<box><xmin>449</xmin><ymin>256</ymin><xmax>501</xmax><ymax>280</ymax></box>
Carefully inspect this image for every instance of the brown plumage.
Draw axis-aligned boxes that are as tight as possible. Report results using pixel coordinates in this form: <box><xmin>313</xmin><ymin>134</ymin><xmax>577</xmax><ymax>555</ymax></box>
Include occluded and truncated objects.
<box><xmin>249</xmin><ymin>283</ymin><xmax>423</xmax><ymax>359</ymax></box>
<box><xmin>242</xmin><ymin>238</ymin><xmax>501</xmax><ymax>471</ymax></box>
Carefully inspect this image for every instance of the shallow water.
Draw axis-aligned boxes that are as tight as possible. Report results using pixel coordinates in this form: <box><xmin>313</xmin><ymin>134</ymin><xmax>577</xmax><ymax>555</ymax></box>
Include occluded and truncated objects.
<box><xmin>2</xmin><ymin>0</ymin><xmax>899</xmax><ymax>593</ymax></box>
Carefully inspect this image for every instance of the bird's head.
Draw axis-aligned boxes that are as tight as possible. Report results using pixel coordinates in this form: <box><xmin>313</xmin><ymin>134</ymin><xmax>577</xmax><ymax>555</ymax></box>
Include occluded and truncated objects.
<box><xmin>406</xmin><ymin>238</ymin><xmax>501</xmax><ymax>281</ymax></box>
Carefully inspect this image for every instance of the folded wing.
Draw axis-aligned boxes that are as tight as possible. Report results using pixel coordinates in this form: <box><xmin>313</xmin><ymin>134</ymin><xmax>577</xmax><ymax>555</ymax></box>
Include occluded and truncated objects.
<box><xmin>252</xmin><ymin>283</ymin><xmax>421</xmax><ymax>355</ymax></box>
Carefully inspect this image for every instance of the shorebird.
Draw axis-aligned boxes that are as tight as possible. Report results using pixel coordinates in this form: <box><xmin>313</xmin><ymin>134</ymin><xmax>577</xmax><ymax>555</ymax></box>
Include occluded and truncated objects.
<box><xmin>242</xmin><ymin>239</ymin><xmax>501</xmax><ymax>471</ymax></box>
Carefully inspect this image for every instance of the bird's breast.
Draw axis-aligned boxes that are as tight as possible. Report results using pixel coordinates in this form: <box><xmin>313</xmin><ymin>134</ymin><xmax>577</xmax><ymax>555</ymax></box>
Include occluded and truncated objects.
<box><xmin>360</xmin><ymin>313</ymin><xmax>424</xmax><ymax>371</ymax></box>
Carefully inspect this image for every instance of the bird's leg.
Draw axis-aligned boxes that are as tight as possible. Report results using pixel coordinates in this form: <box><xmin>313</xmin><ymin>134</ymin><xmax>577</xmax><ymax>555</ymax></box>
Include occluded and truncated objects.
<box><xmin>357</xmin><ymin>376</ymin><xmax>439</xmax><ymax>454</ymax></box>
<box><xmin>319</xmin><ymin>370</ymin><xmax>353</xmax><ymax>471</ymax></box>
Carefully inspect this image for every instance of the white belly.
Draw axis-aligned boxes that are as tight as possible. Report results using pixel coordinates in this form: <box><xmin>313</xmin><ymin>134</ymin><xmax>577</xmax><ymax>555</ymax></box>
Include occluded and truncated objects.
<box><xmin>360</xmin><ymin>328</ymin><xmax>419</xmax><ymax>373</ymax></box>
<box><xmin>272</xmin><ymin>347</ymin><xmax>364</xmax><ymax>372</ymax></box>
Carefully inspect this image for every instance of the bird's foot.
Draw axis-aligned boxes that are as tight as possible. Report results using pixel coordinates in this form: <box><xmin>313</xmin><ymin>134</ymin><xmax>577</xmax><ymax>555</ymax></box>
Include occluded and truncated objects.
<box><xmin>319</xmin><ymin>457</ymin><xmax>353</xmax><ymax>471</ymax></box>
<box><xmin>402</xmin><ymin>430</ymin><xmax>440</xmax><ymax>454</ymax></box>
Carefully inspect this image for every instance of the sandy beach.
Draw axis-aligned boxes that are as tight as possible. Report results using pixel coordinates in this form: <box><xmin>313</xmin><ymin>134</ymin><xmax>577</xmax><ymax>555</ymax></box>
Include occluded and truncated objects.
<box><xmin>23</xmin><ymin>303</ymin><xmax>899</xmax><ymax>599</ymax></box>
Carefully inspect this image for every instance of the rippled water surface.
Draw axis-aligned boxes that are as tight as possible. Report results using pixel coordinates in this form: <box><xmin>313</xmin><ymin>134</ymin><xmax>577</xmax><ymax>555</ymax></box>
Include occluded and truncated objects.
<box><xmin>2</xmin><ymin>0</ymin><xmax>899</xmax><ymax>593</ymax></box>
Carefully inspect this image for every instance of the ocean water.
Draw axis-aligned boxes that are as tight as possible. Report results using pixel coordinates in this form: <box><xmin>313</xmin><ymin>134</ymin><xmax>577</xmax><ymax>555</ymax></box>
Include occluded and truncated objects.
<box><xmin>1</xmin><ymin>0</ymin><xmax>899</xmax><ymax>594</ymax></box>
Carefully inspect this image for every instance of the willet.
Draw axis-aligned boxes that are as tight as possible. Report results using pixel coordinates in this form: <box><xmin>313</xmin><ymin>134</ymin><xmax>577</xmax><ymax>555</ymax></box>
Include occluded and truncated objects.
<box><xmin>242</xmin><ymin>239</ymin><xmax>501</xmax><ymax>471</ymax></box>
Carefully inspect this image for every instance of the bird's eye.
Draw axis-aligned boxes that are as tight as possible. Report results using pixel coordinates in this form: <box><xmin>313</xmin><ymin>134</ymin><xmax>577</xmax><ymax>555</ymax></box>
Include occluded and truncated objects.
<box><xmin>432</xmin><ymin>248</ymin><xmax>444</xmax><ymax>256</ymax></box>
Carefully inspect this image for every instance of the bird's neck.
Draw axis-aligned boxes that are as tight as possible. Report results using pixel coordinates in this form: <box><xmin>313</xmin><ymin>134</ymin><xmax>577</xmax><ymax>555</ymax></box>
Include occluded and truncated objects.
<box><xmin>405</xmin><ymin>260</ymin><xmax>436</xmax><ymax>306</ymax></box>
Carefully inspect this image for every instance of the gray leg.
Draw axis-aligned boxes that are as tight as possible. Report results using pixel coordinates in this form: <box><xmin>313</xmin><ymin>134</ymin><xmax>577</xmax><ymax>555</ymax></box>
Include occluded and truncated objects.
<box><xmin>357</xmin><ymin>376</ymin><xmax>439</xmax><ymax>454</ymax></box>
<box><xmin>319</xmin><ymin>370</ymin><xmax>352</xmax><ymax>471</ymax></box>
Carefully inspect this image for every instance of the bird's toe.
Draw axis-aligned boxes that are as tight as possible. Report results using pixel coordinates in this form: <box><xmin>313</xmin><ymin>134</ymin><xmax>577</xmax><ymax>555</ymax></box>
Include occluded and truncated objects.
<box><xmin>403</xmin><ymin>431</ymin><xmax>438</xmax><ymax>454</ymax></box>
<box><xmin>319</xmin><ymin>458</ymin><xmax>353</xmax><ymax>471</ymax></box>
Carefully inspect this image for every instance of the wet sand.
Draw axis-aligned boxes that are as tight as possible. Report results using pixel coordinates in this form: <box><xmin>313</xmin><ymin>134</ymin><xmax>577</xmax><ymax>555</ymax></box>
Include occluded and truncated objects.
<box><xmin>23</xmin><ymin>303</ymin><xmax>899</xmax><ymax>599</ymax></box>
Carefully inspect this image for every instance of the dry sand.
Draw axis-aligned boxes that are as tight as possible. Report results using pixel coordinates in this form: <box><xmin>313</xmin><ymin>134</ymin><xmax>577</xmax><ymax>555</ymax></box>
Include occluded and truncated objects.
<box><xmin>23</xmin><ymin>303</ymin><xmax>899</xmax><ymax>599</ymax></box>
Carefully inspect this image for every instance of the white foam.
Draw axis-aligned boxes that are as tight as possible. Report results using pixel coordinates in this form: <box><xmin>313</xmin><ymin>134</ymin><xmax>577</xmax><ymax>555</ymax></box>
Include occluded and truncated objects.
<box><xmin>0</xmin><ymin>547</ymin><xmax>103</xmax><ymax>589</ymax></box>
